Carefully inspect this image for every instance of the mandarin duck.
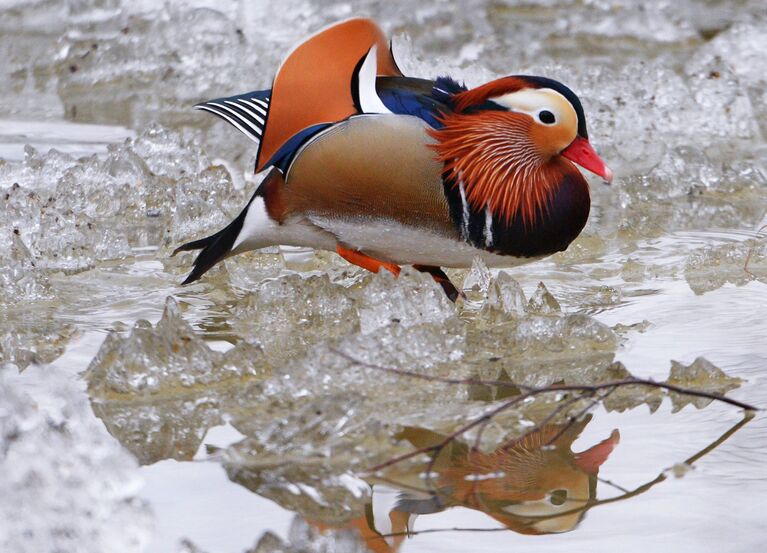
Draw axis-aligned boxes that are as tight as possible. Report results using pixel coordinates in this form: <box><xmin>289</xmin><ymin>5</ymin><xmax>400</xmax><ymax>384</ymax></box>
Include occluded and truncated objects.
<box><xmin>176</xmin><ymin>18</ymin><xmax>613</xmax><ymax>300</ymax></box>
<box><xmin>307</xmin><ymin>418</ymin><xmax>619</xmax><ymax>549</ymax></box>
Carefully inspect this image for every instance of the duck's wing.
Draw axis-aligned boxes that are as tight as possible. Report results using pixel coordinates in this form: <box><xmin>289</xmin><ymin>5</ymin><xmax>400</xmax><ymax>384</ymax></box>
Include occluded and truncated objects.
<box><xmin>376</xmin><ymin>75</ymin><xmax>467</xmax><ymax>128</ymax></box>
<box><xmin>196</xmin><ymin>18</ymin><xmax>473</xmax><ymax>173</ymax></box>
<box><xmin>257</xmin><ymin>17</ymin><xmax>402</xmax><ymax>172</ymax></box>
<box><xmin>195</xmin><ymin>18</ymin><xmax>399</xmax><ymax>171</ymax></box>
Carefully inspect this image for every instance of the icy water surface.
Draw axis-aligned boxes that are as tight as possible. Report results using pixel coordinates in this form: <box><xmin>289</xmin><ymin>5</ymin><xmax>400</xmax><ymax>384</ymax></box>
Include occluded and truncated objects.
<box><xmin>1</xmin><ymin>1</ymin><xmax>766</xmax><ymax>552</ymax></box>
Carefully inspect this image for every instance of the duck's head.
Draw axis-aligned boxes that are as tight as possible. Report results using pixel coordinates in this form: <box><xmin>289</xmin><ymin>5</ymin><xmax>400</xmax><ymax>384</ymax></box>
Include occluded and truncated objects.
<box><xmin>430</xmin><ymin>75</ymin><xmax>612</xmax><ymax>229</ymax></box>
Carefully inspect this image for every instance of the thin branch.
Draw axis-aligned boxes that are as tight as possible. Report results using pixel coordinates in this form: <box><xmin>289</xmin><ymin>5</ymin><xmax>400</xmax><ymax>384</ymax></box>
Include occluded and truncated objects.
<box><xmin>597</xmin><ymin>476</ymin><xmax>631</xmax><ymax>494</ymax></box>
<box><xmin>330</xmin><ymin>348</ymin><xmax>533</xmax><ymax>391</ymax></box>
<box><xmin>500</xmin><ymin>392</ymin><xmax>585</xmax><ymax>450</ymax></box>
<box><xmin>543</xmin><ymin>386</ymin><xmax>618</xmax><ymax>447</ymax></box>
<box><xmin>331</xmin><ymin>348</ymin><xmax>759</xmax><ymax>413</ymax></box>
<box><xmin>333</xmin><ymin>349</ymin><xmax>758</xmax><ymax>476</ymax></box>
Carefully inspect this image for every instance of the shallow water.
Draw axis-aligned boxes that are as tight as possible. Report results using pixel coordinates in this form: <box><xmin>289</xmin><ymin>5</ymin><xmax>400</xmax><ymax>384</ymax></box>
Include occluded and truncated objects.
<box><xmin>1</xmin><ymin>1</ymin><xmax>766</xmax><ymax>553</ymax></box>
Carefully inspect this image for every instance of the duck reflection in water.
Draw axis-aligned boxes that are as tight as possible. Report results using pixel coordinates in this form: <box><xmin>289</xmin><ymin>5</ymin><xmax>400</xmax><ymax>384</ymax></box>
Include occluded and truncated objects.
<box><xmin>312</xmin><ymin>415</ymin><xmax>619</xmax><ymax>550</ymax></box>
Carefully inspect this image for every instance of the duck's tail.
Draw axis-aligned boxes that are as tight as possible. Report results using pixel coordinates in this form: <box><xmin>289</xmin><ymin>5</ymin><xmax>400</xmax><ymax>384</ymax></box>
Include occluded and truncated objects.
<box><xmin>194</xmin><ymin>90</ymin><xmax>271</xmax><ymax>145</ymax></box>
<box><xmin>174</xmin><ymin>168</ymin><xmax>280</xmax><ymax>284</ymax></box>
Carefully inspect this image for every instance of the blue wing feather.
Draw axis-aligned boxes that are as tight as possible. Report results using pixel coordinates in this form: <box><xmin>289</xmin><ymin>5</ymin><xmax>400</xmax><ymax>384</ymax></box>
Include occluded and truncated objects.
<box><xmin>376</xmin><ymin>76</ymin><xmax>466</xmax><ymax>129</ymax></box>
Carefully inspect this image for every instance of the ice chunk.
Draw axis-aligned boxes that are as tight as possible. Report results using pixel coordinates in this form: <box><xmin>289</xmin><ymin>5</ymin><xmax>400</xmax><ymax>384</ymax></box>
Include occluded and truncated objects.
<box><xmin>231</xmin><ymin>393</ymin><xmax>367</xmax><ymax>459</ymax></box>
<box><xmin>230</xmin><ymin>273</ymin><xmax>359</xmax><ymax>363</ymax></box>
<box><xmin>330</xmin><ymin>315</ymin><xmax>466</xmax><ymax>375</ymax></box>
<box><xmin>580</xmin><ymin>285</ymin><xmax>623</xmax><ymax>308</ymax></box>
<box><xmin>665</xmin><ymin>357</ymin><xmax>743</xmax><ymax>412</ymax></box>
<box><xmin>0</xmin><ymin>125</ymin><xmax>249</xmax><ymax>276</ymax></box>
<box><xmin>685</xmin><ymin>238</ymin><xmax>766</xmax><ymax>294</ymax></box>
<box><xmin>84</xmin><ymin>296</ymin><xmax>270</xmax><ymax>463</ymax></box>
<box><xmin>54</xmin><ymin>6</ymin><xmax>268</xmax><ymax>129</ymax></box>
<box><xmin>0</xmin><ymin>149</ymin><xmax>132</xmax><ymax>273</ymax></box>
<box><xmin>514</xmin><ymin>314</ymin><xmax>617</xmax><ymax>355</ymax></box>
<box><xmin>527</xmin><ymin>282</ymin><xmax>562</xmax><ymax>314</ymax></box>
<box><xmin>165</xmin><ymin>164</ymin><xmax>249</xmax><ymax>249</ymax></box>
<box><xmin>598</xmin><ymin>361</ymin><xmax>663</xmax><ymax>413</ymax></box>
<box><xmin>0</xmin><ymin>231</ymin><xmax>52</xmax><ymax>305</ymax></box>
<box><xmin>0</xmin><ymin>315</ymin><xmax>75</xmax><ymax>370</ymax></box>
<box><xmin>222</xmin><ymin>397</ymin><xmax>378</xmax><ymax>523</ymax></box>
<box><xmin>130</xmin><ymin>125</ymin><xmax>209</xmax><ymax>181</ymax></box>
<box><xmin>0</xmin><ymin>369</ymin><xmax>151</xmax><ymax>553</ymax></box>
<box><xmin>686</xmin><ymin>19</ymin><xmax>767</xmax><ymax>136</ymax></box>
<box><xmin>462</xmin><ymin>256</ymin><xmax>492</xmax><ymax>298</ymax></box>
<box><xmin>223</xmin><ymin>250</ymin><xmax>285</xmax><ymax>291</ymax></box>
<box><xmin>0</xmin><ymin>145</ymin><xmax>79</xmax><ymax>188</ymax></box>
<box><xmin>621</xmin><ymin>146</ymin><xmax>722</xmax><ymax>202</ymax></box>
<box><xmin>85</xmin><ymin>296</ymin><xmax>267</xmax><ymax>397</ymax></box>
<box><xmin>481</xmin><ymin>271</ymin><xmax>527</xmax><ymax>318</ymax></box>
<box><xmin>92</xmin><ymin>396</ymin><xmax>225</xmax><ymax>465</ymax></box>
<box><xmin>356</xmin><ymin>267</ymin><xmax>456</xmax><ymax>334</ymax></box>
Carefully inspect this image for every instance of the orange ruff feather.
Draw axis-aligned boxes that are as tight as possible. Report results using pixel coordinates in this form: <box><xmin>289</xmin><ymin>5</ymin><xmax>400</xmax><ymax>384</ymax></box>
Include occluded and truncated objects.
<box><xmin>428</xmin><ymin>111</ymin><xmax>566</xmax><ymax>227</ymax></box>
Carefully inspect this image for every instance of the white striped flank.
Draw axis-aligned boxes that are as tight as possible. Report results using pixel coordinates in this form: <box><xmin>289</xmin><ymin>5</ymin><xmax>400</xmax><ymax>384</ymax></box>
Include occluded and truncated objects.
<box><xmin>458</xmin><ymin>179</ymin><xmax>470</xmax><ymax>240</ymax></box>
<box><xmin>484</xmin><ymin>206</ymin><xmax>494</xmax><ymax>247</ymax></box>
<box><xmin>356</xmin><ymin>45</ymin><xmax>392</xmax><ymax>114</ymax></box>
<box><xmin>230</xmin><ymin>193</ymin><xmax>336</xmax><ymax>255</ymax></box>
<box><xmin>231</xmin><ymin>196</ymin><xmax>278</xmax><ymax>252</ymax></box>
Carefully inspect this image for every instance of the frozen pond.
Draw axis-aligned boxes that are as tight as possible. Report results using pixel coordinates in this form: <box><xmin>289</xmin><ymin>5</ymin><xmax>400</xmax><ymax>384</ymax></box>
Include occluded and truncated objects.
<box><xmin>1</xmin><ymin>1</ymin><xmax>766</xmax><ymax>552</ymax></box>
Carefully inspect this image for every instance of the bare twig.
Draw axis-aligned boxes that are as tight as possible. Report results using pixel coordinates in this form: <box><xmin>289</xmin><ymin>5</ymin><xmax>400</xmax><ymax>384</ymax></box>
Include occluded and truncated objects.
<box><xmin>331</xmin><ymin>348</ymin><xmax>533</xmax><ymax>391</ymax></box>
<box><xmin>500</xmin><ymin>392</ymin><xmax>585</xmax><ymax>451</ymax></box>
<box><xmin>330</xmin><ymin>349</ymin><xmax>758</xmax><ymax>476</ymax></box>
<box><xmin>331</xmin><ymin>349</ymin><xmax>758</xmax><ymax>413</ymax></box>
<box><xmin>543</xmin><ymin>386</ymin><xmax>618</xmax><ymax>447</ymax></box>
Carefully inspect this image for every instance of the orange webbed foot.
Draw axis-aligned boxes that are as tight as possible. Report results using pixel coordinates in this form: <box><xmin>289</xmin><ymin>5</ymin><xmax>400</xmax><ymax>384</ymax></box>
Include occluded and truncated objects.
<box><xmin>336</xmin><ymin>244</ymin><xmax>401</xmax><ymax>276</ymax></box>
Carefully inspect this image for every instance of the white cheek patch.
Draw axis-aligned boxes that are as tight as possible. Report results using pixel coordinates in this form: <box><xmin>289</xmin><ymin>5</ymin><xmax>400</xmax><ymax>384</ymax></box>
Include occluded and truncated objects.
<box><xmin>492</xmin><ymin>88</ymin><xmax>575</xmax><ymax>129</ymax></box>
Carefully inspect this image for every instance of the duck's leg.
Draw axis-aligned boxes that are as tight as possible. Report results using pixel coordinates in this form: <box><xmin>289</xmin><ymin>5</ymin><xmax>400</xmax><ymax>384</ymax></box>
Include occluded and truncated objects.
<box><xmin>334</xmin><ymin>247</ymin><xmax>460</xmax><ymax>302</ymax></box>
<box><xmin>413</xmin><ymin>264</ymin><xmax>462</xmax><ymax>302</ymax></box>
<box><xmin>335</xmin><ymin>244</ymin><xmax>401</xmax><ymax>276</ymax></box>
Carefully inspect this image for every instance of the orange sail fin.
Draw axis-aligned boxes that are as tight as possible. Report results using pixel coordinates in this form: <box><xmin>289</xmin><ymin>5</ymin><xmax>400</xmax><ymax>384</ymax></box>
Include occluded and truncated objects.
<box><xmin>256</xmin><ymin>18</ymin><xmax>402</xmax><ymax>172</ymax></box>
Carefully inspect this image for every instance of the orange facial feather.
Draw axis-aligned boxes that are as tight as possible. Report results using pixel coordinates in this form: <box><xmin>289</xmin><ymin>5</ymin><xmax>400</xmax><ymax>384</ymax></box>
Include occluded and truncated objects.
<box><xmin>428</xmin><ymin>110</ymin><xmax>573</xmax><ymax>228</ymax></box>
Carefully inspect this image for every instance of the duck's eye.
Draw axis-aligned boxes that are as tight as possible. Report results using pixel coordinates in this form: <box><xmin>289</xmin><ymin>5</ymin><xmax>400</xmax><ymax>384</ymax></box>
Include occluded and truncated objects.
<box><xmin>538</xmin><ymin>110</ymin><xmax>556</xmax><ymax>125</ymax></box>
<box><xmin>549</xmin><ymin>489</ymin><xmax>568</xmax><ymax>505</ymax></box>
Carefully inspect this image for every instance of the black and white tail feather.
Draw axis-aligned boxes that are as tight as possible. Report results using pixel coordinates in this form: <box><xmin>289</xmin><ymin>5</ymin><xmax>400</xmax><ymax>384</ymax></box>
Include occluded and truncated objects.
<box><xmin>194</xmin><ymin>91</ymin><xmax>271</xmax><ymax>143</ymax></box>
